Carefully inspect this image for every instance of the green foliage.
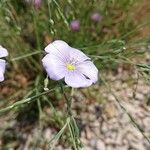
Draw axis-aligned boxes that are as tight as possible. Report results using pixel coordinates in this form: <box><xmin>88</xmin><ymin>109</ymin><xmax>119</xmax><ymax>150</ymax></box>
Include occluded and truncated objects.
<box><xmin>0</xmin><ymin>0</ymin><xmax>150</xmax><ymax>149</ymax></box>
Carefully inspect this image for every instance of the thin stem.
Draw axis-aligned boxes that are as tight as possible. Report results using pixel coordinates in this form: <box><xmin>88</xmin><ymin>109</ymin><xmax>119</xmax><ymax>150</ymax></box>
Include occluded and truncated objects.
<box><xmin>52</xmin><ymin>0</ymin><xmax>69</xmax><ymax>29</ymax></box>
<box><xmin>32</xmin><ymin>9</ymin><xmax>41</xmax><ymax>50</ymax></box>
<box><xmin>120</xmin><ymin>21</ymin><xmax>150</xmax><ymax>39</ymax></box>
<box><xmin>0</xmin><ymin>86</ymin><xmax>59</xmax><ymax>114</ymax></box>
<box><xmin>48</xmin><ymin>118</ymin><xmax>69</xmax><ymax>150</ymax></box>
<box><xmin>67</xmin><ymin>119</ymin><xmax>78</xmax><ymax>150</ymax></box>
<box><xmin>10</xmin><ymin>50</ymin><xmax>43</xmax><ymax>62</ymax></box>
<box><xmin>9</xmin><ymin>37</ymin><xmax>148</xmax><ymax>63</ymax></box>
<box><xmin>60</xmin><ymin>83</ymin><xmax>73</xmax><ymax>116</ymax></box>
<box><xmin>35</xmin><ymin>75</ymin><xmax>43</xmax><ymax>122</ymax></box>
<box><xmin>101</xmin><ymin>75</ymin><xmax>150</xmax><ymax>144</ymax></box>
<box><xmin>59</xmin><ymin>83</ymin><xmax>81</xmax><ymax>149</ymax></box>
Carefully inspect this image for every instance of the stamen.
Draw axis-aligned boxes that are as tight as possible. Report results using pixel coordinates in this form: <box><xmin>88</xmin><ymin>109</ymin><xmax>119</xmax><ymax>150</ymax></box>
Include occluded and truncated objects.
<box><xmin>66</xmin><ymin>64</ymin><xmax>75</xmax><ymax>71</ymax></box>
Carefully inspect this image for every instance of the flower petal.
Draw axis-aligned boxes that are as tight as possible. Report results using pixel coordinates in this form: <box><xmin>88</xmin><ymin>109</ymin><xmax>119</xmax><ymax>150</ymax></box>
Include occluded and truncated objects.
<box><xmin>76</xmin><ymin>61</ymin><xmax>98</xmax><ymax>83</ymax></box>
<box><xmin>0</xmin><ymin>59</ymin><xmax>6</xmax><ymax>82</ymax></box>
<box><xmin>69</xmin><ymin>48</ymin><xmax>90</xmax><ymax>63</ymax></box>
<box><xmin>42</xmin><ymin>54</ymin><xmax>67</xmax><ymax>80</ymax></box>
<box><xmin>45</xmin><ymin>40</ymin><xmax>69</xmax><ymax>53</ymax></box>
<box><xmin>65</xmin><ymin>70</ymin><xmax>93</xmax><ymax>88</ymax></box>
<box><xmin>45</xmin><ymin>40</ymin><xmax>70</xmax><ymax>62</ymax></box>
<box><xmin>0</xmin><ymin>45</ymin><xmax>8</xmax><ymax>58</ymax></box>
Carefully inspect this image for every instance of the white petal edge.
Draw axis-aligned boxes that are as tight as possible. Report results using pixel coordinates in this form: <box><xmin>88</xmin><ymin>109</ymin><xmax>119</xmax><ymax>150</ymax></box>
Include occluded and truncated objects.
<box><xmin>42</xmin><ymin>54</ymin><xmax>67</xmax><ymax>81</ymax></box>
<box><xmin>45</xmin><ymin>40</ymin><xmax>71</xmax><ymax>63</ymax></box>
<box><xmin>76</xmin><ymin>61</ymin><xmax>98</xmax><ymax>83</ymax></box>
<box><xmin>0</xmin><ymin>59</ymin><xmax>6</xmax><ymax>82</ymax></box>
<box><xmin>0</xmin><ymin>45</ymin><xmax>8</xmax><ymax>58</ymax></box>
<box><xmin>64</xmin><ymin>70</ymin><xmax>93</xmax><ymax>88</ymax></box>
<box><xmin>69</xmin><ymin>47</ymin><xmax>91</xmax><ymax>63</ymax></box>
<box><xmin>45</xmin><ymin>40</ymin><xmax>69</xmax><ymax>53</ymax></box>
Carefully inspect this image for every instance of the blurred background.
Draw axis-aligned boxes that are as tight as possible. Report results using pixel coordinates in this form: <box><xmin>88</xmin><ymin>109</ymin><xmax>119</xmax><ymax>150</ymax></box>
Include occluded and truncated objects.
<box><xmin>0</xmin><ymin>0</ymin><xmax>150</xmax><ymax>149</ymax></box>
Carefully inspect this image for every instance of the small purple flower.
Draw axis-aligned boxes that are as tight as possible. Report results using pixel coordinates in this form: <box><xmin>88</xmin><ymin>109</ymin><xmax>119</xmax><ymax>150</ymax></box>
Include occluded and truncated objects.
<box><xmin>0</xmin><ymin>45</ymin><xmax>8</xmax><ymax>82</ymax></box>
<box><xmin>91</xmin><ymin>13</ymin><xmax>102</xmax><ymax>23</ymax></box>
<box><xmin>33</xmin><ymin>0</ymin><xmax>41</xmax><ymax>9</ymax></box>
<box><xmin>25</xmin><ymin>0</ymin><xmax>42</xmax><ymax>9</ymax></box>
<box><xmin>70</xmin><ymin>20</ymin><xmax>80</xmax><ymax>31</ymax></box>
<box><xmin>42</xmin><ymin>40</ymin><xmax>98</xmax><ymax>88</ymax></box>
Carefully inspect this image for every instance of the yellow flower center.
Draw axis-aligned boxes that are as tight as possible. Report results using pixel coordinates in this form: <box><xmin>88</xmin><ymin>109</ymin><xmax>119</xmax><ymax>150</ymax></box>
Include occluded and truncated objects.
<box><xmin>66</xmin><ymin>64</ymin><xmax>75</xmax><ymax>71</ymax></box>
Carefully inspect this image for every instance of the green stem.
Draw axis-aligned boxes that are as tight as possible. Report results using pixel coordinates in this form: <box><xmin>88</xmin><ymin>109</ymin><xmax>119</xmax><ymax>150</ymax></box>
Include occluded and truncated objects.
<box><xmin>49</xmin><ymin>118</ymin><xmax>69</xmax><ymax>150</ymax></box>
<box><xmin>67</xmin><ymin>119</ymin><xmax>78</xmax><ymax>150</ymax></box>
<box><xmin>10</xmin><ymin>50</ymin><xmax>43</xmax><ymax>62</ymax></box>
<box><xmin>60</xmin><ymin>83</ymin><xmax>73</xmax><ymax>116</ymax></box>
<box><xmin>0</xmin><ymin>86</ymin><xmax>59</xmax><ymax>114</ymax></box>
<box><xmin>101</xmin><ymin>75</ymin><xmax>150</xmax><ymax>144</ymax></box>
<box><xmin>59</xmin><ymin>83</ymin><xmax>81</xmax><ymax>149</ymax></box>
<box><xmin>32</xmin><ymin>9</ymin><xmax>41</xmax><ymax>50</ymax></box>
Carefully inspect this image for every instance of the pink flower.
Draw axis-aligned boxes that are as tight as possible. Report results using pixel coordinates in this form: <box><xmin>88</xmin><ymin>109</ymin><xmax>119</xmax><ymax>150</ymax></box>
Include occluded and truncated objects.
<box><xmin>25</xmin><ymin>0</ymin><xmax>42</xmax><ymax>9</ymax></box>
<box><xmin>42</xmin><ymin>40</ymin><xmax>98</xmax><ymax>88</ymax></box>
<box><xmin>70</xmin><ymin>20</ymin><xmax>80</xmax><ymax>31</ymax></box>
<box><xmin>91</xmin><ymin>13</ymin><xmax>102</xmax><ymax>23</ymax></box>
<box><xmin>33</xmin><ymin>0</ymin><xmax>41</xmax><ymax>9</ymax></box>
<box><xmin>0</xmin><ymin>46</ymin><xmax>8</xmax><ymax>82</ymax></box>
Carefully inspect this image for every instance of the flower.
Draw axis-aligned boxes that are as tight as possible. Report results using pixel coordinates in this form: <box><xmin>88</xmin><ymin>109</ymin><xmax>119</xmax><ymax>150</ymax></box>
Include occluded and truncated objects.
<box><xmin>91</xmin><ymin>13</ymin><xmax>102</xmax><ymax>23</ymax></box>
<box><xmin>42</xmin><ymin>40</ymin><xmax>98</xmax><ymax>88</ymax></box>
<box><xmin>70</xmin><ymin>20</ymin><xmax>80</xmax><ymax>31</ymax></box>
<box><xmin>0</xmin><ymin>45</ymin><xmax>8</xmax><ymax>82</ymax></box>
<box><xmin>25</xmin><ymin>0</ymin><xmax>42</xmax><ymax>9</ymax></box>
<box><xmin>33</xmin><ymin>0</ymin><xmax>41</xmax><ymax>9</ymax></box>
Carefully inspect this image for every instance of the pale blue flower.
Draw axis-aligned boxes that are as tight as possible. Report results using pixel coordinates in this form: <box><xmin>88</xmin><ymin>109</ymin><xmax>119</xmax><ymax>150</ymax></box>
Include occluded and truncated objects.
<box><xmin>0</xmin><ymin>45</ymin><xmax>8</xmax><ymax>82</ymax></box>
<box><xmin>42</xmin><ymin>40</ymin><xmax>98</xmax><ymax>88</ymax></box>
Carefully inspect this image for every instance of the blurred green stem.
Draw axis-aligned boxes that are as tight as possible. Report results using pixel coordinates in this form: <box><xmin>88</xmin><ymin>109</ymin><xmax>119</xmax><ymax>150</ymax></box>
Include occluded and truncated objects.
<box><xmin>32</xmin><ymin>9</ymin><xmax>41</xmax><ymax>50</ymax></box>
<box><xmin>35</xmin><ymin>75</ymin><xmax>43</xmax><ymax>121</ymax></box>
<box><xmin>60</xmin><ymin>83</ymin><xmax>81</xmax><ymax>149</ymax></box>
<box><xmin>10</xmin><ymin>50</ymin><xmax>43</xmax><ymax>62</ymax></box>
<box><xmin>60</xmin><ymin>83</ymin><xmax>73</xmax><ymax>116</ymax></box>
<box><xmin>67</xmin><ymin>119</ymin><xmax>78</xmax><ymax>150</ymax></box>
<box><xmin>0</xmin><ymin>86</ymin><xmax>60</xmax><ymax>114</ymax></box>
